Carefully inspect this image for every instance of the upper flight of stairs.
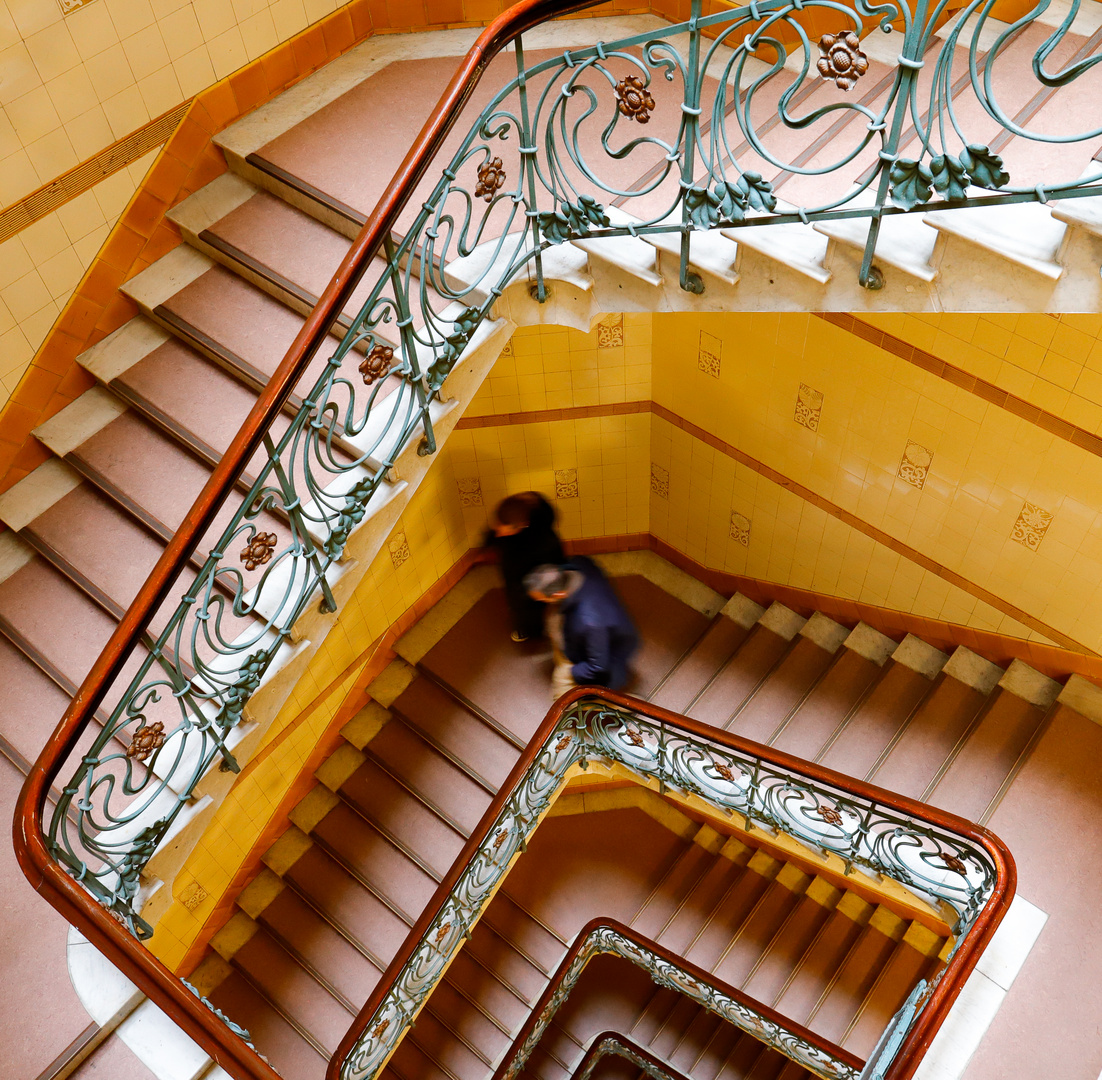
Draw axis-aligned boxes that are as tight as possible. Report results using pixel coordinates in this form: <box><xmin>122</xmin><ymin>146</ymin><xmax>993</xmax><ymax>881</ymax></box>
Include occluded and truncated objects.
<box><xmin>163</xmin><ymin>565</ymin><xmax>1070</xmax><ymax>1080</ymax></box>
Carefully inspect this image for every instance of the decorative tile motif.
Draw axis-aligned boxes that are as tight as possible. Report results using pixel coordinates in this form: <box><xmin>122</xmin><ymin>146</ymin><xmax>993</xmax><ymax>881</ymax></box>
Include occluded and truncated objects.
<box><xmin>897</xmin><ymin>441</ymin><xmax>933</xmax><ymax>490</ymax></box>
<box><xmin>499</xmin><ymin>338</ymin><xmax>514</xmax><ymax>357</ymax></box>
<box><xmin>58</xmin><ymin>0</ymin><xmax>94</xmax><ymax>12</ymax></box>
<box><xmin>729</xmin><ymin>512</ymin><xmax>752</xmax><ymax>547</ymax></box>
<box><xmin>457</xmin><ymin>478</ymin><xmax>483</xmax><ymax>507</ymax></box>
<box><xmin>555</xmin><ymin>469</ymin><xmax>579</xmax><ymax>499</ymax></box>
<box><xmin>698</xmin><ymin>331</ymin><xmax>722</xmax><ymax>378</ymax></box>
<box><xmin>179</xmin><ymin>881</ymin><xmax>208</xmax><ymax>912</ymax></box>
<box><xmin>597</xmin><ymin>314</ymin><xmax>624</xmax><ymax>348</ymax></box>
<box><xmin>1010</xmin><ymin>502</ymin><xmax>1053</xmax><ymax>551</ymax></box>
<box><xmin>794</xmin><ymin>384</ymin><xmax>824</xmax><ymax>431</ymax></box>
<box><xmin>650</xmin><ymin>463</ymin><xmax>669</xmax><ymax>499</ymax></box>
<box><xmin>388</xmin><ymin>532</ymin><xmax>411</xmax><ymax>568</ymax></box>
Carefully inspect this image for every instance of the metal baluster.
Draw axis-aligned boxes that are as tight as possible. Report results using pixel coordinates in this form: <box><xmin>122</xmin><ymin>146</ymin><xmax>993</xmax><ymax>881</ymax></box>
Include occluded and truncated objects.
<box><xmin>678</xmin><ymin>0</ymin><xmax>706</xmax><ymax>293</ymax></box>
<box><xmin>515</xmin><ymin>36</ymin><xmax>548</xmax><ymax>302</ymax></box>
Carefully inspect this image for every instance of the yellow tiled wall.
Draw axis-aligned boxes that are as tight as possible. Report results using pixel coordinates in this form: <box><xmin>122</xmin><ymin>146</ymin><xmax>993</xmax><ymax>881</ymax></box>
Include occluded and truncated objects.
<box><xmin>150</xmin><ymin>434</ymin><xmax>470</xmax><ymax>970</ymax></box>
<box><xmin>866</xmin><ymin>313</ymin><xmax>1102</xmax><ymax>436</ymax></box>
<box><xmin>651</xmin><ymin>312</ymin><xmax>1102</xmax><ymax>653</ymax></box>
<box><xmin>1</xmin><ymin>0</ymin><xmax>347</xmax><ymax>209</ymax></box>
<box><xmin>0</xmin><ymin>151</ymin><xmax>155</xmax><ymax>398</ymax></box>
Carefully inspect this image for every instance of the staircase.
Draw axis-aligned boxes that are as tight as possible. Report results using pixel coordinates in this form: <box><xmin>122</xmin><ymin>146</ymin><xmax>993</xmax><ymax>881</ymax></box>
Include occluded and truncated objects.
<box><xmin>7</xmin><ymin>7</ymin><xmax>1102</xmax><ymax>1080</ymax></box>
<box><xmin>161</xmin><ymin>564</ymin><xmax>1061</xmax><ymax>1080</ymax></box>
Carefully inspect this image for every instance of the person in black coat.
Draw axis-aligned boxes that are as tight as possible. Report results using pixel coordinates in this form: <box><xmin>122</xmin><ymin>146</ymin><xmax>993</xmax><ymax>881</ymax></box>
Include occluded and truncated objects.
<box><xmin>524</xmin><ymin>557</ymin><xmax>639</xmax><ymax>699</ymax></box>
<box><xmin>484</xmin><ymin>492</ymin><xmax>565</xmax><ymax>642</ymax></box>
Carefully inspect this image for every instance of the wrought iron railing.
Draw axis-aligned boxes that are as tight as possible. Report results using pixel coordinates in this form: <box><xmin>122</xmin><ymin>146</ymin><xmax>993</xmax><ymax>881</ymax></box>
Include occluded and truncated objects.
<box><xmin>330</xmin><ymin>689</ymin><xmax>1012</xmax><ymax>1080</ymax></box>
<box><xmin>495</xmin><ymin>920</ymin><xmax>864</xmax><ymax>1080</ymax></box>
<box><xmin>571</xmin><ymin>1031</ymin><xmax>689</xmax><ymax>1080</ymax></box>
<box><xmin>11</xmin><ymin>0</ymin><xmax>1045</xmax><ymax>1074</ymax></box>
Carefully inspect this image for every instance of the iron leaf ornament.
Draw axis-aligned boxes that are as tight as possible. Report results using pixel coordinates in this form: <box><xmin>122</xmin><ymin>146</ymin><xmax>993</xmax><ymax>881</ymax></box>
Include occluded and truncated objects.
<box><xmin>890</xmin><ymin>145</ymin><xmax>1008</xmax><ymax>208</ymax></box>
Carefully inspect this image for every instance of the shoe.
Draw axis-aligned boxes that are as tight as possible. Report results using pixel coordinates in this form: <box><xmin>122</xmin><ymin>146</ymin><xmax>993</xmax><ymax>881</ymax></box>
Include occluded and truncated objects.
<box><xmin>510</xmin><ymin>631</ymin><xmax>530</xmax><ymax>643</ymax></box>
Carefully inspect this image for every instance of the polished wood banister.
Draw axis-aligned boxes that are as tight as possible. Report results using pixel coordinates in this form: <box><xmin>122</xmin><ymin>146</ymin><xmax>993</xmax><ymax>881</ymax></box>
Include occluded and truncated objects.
<box><xmin>11</xmin><ymin>3</ymin><xmax>601</xmax><ymax>1078</ymax></box>
<box><xmin>330</xmin><ymin>684</ymin><xmax>1015</xmax><ymax>1080</ymax></box>
<box><xmin>570</xmin><ymin>1030</ymin><xmax>694</xmax><ymax>1080</ymax></box>
<box><xmin>11</xmin><ymin>1</ymin><xmax>1014</xmax><ymax>1077</ymax></box>
<box><xmin>491</xmin><ymin>917</ymin><xmax>866</xmax><ymax>1080</ymax></box>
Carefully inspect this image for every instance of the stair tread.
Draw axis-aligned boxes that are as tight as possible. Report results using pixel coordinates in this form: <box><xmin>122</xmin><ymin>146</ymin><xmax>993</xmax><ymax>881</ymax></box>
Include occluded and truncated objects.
<box><xmin>464</xmin><ymin>920</ymin><xmax>548</xmax><ymax>1003</ymax></box>
<box><xmin>869</xmin><ymin>675</ymin><xmax>988</xmax><ymax>797</ymax></box>
<box><xmin>232</xmin><ymin>925</ymin><xmax>352</xmax><ymax>1053</ymax></box>
<box><xmin>422</xmin><ymin>977</ymin><xmax>511</xmax><ymax>1062</ymax></box>
<box><xmin>656</xmin><ymin>854</ymin><xmax>747</xmax><ymax>956</ymax></box>
<box><xmin>282</xmin><ymin>844</ymin><xmax>410</xmax><ymax>966</ymax></box>
<box><xmin>257</xmin><ymin>886</ymin><xmax>383</xmax><ymax>1008</ymax></box>
<box><xmin>649</xmin><ymin>615</ymin><xmax>751</xmax><ymax>713</ymax></box>
<box><xmin>369</xmin><ymin>717</ymin><xmax>494</xmax><ymax>834</ymax></box>
<box><xmin>632</xmin><ymin>841</ymin><xmax>717</xmax><ymax>940</ymax></box>
<box><xmin>394</xmin><ymin>675</ymin><xmax>520</xmax><ymax>788</ymax></box>
<box><xmin>769</xmin><ymin>648</ymin><xmax>884</xmax><ymax>759</ymax></box>
<box><xmin>340</xmin><ymin>755</ymin><xmax>466</xmax><ymax>877</ymax></box>
<box><xmin>771</xmin><ymin>905</ymin><xmax>867</xmax><ymax>1025</ymax></box>
<box><xmin>688</xmin><ymin>625</ymin><xmax>792</xmax><ymax>729</ymax></box>
<box><xmin>443</xmin><ymin>948</ymin><xmax>532</xmax><ymax>1031</ymax></box>
<box><xmin>726</xmin><ymin>636</ymin><xmax>838</xmax><ymax>745</ymax></box>
<box><xmin>740</xmin><ymin>893</ymin><xmax>838</xmax><ymax>1007</ymax></box>
<box><xmin>929</xmin><ymin>688</ymin><xmax>1048</xmax><ymax>821</ymax></box>
<box><xmin>312</xmin><ymin>800</ymin><xmax>437</xmax><ymax>920</ymax></box>
<box><xmin>711</xmin><ymin>879</ymin><xmax>806</xmax><ymax>989</ymax></box>
<box><xmin>815</xmin><ymin>662</ymin><xmax>935</xmax><ymax>777</ymax></box>
<box><xmin>209</xmin><ymin>970</ymin><xmax>327</xmax><ymax>1080</ymax></box>
<box><xmin>840</xmin><ymin>941</ymin><xmax>933</xmax><ymax>1057</ymax></box>
<box><xmin>806</xmin><ymin>924</ymin><xmax>897</xmax><ymax>1042</ymax></box>
<box><xmin>156</xmin><ymin>265</ymin><xmax>340</xmax><ymax>395</ymax></box>
<box><xmin>683</xmin><ymin>860</ymin><xmax>776</xmax><ymax>972</ymax></box>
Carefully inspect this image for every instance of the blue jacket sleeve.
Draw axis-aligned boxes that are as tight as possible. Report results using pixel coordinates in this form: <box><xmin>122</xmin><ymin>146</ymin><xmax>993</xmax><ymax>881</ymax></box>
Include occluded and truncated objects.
<box><xmin>571</xmin><ymin>623</ymin><xmax>611</xmax><ymax>685</ymax></box>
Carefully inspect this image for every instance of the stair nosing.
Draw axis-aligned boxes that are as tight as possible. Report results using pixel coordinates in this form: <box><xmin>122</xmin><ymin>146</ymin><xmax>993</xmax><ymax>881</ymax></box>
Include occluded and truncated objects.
<box><xmin>360</xmin><ymin>745</ymin><xmax>472</xmax><ymax>840</ymax></box>
<box><xmin>861</xmin><ymin>671</ymin><xmax>947</xmax><ymax>782</ymax></box>
<box><xmin>334</xmin><ymin>787</ymin><xmax>445</xmax><ymax>883</ymax></box>
<box><xmin>390</xmin><ymin>708</ymin><xmax>499</xmax><ymax>796</ymax></box>
<box><xmin>309</xmin><ymin>831</ymin><xmax>417</xmax><ymax>929</ymax></box>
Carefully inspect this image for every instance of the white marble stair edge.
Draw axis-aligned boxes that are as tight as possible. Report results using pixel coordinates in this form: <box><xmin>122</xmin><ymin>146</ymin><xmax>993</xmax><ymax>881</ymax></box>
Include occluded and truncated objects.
<box><xmin>914</xmin><ymin>894</ymin><xmax>1048</xmax><ymax>1080</ymax></box>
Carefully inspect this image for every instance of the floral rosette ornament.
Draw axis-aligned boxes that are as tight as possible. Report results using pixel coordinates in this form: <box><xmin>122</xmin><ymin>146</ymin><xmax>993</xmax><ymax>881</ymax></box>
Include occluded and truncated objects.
<box><xmin>615</xmin><ymin>75</ymin><xmax>655</xmax><ymax>123</ymax></box>
<box><xmin>475</xmin><ymin>156</ymin><xmax>506</xmax><ymax>201</ymax></box>
<box><xmin>817</xmin><ymin>31</ymin><xmax>869</xmax><ymax>91</ymax></box>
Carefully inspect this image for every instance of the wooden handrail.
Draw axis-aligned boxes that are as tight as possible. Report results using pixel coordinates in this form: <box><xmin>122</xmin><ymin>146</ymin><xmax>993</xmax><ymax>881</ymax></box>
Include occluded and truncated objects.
<box><xmin>491</xmin><ymin>918</ymin><xmax>865</xmax><ymax>1080</ymax></box>
<box><xmin>330</xmin><ymin>685</ymin><xmax>1014</xmax><ymax>1080</ymax></box>
<box><xmin>570</xmin><ymin>1030</ymin><xmax>695</xmax><ymax>1080</ymax></box>
<box><xmin>11</xmin><ymin>3</ymin><xmax>601</xmax><ymax>1078</ymax></box>
<box><xmin>11</xmin><ymin>1</ymin><xmax>1014</xmax><ymax>1077</ymax></box>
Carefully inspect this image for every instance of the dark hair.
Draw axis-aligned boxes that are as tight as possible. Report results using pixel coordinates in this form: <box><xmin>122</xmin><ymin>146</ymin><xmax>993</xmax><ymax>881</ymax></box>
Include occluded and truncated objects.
<box><xmin>524</xmin><ymin>564</ymin><xmax>571</xmax><ymax>596</ymax></box>
<box><xmin>495</xmin><ymin>491</ymin><xmax>542</xmax><ymax>527</ymax></box>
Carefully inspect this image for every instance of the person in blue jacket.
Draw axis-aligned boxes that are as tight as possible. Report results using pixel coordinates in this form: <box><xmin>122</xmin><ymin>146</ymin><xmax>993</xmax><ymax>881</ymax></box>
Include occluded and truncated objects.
<box><xmin>523</xmin><ymin>557</ymin><xmax>639</xmax><ymax>700</ymax></box>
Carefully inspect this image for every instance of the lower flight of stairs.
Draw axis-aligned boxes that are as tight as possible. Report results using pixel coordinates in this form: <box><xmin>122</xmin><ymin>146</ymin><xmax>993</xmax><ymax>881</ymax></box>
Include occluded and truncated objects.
<box><xmin>182</xmin><ymin>560</ymin><xmax>1068</xmax><ymax>1080</ymax></box>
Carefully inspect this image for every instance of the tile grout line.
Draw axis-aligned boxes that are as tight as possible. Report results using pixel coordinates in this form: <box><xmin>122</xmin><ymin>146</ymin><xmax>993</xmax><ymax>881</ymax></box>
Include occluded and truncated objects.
<box><xmin>452</xmin><ymin>400</ymin><xmax>1088</xmax><ymax>653</ymax></box>
<box><xmin>817</xmin><ymin>312</ymin><xmax>1102</xmax><ymax>457</ymax></box>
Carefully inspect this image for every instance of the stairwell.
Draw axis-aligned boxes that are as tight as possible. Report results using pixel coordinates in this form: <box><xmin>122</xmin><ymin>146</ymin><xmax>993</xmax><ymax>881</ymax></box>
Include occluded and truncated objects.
<box><xmin>154</xmin><ymin>561</ymin><xmax>1066</xmax><ymax>1080</ymax></box>
<box><xmin>8</xmin><ymin>7</ymin><xmax>1102</xmax><ymax>1080</ymax></box>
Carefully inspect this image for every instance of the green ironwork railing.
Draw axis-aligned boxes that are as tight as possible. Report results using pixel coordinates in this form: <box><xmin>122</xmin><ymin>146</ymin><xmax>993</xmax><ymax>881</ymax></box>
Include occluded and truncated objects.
<box><xmin>495</xmin><ymin>920</ymin><xmax>865</xmax><ymax>1080</ymax></box>
<box><xmin>331</xmin><ymin>689</ymin><xmax>1013</xmax><ymax>1080</ymax></box>
<box><xmin>11</xmin><ymin>0</ymin><xmax>1054</xmax><ymax>1074</ymax></box>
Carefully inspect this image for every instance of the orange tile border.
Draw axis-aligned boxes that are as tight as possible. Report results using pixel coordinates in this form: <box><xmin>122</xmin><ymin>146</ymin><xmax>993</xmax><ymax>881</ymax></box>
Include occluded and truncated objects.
<box><xmin>816</xmin><ymin>312</ymin><xmax>1102</xmax><ymax>459</ymax></box>
<box><xmin>176</xmin><ymin>547</ymin><xmax>480</xmax><ymax>976</ymax></box>
<box><xmin>451</xmin><ymin>399</ymin><xmax>1090</xmax><ymax>653</ymax></box>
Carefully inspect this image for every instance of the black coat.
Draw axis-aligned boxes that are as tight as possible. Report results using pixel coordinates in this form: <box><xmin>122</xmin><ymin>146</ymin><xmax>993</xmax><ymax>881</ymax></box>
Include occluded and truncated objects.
<box><xmin>485</xmin><ymin>495</ymin><xmax>565</xmax><ymax>637</ymax></box>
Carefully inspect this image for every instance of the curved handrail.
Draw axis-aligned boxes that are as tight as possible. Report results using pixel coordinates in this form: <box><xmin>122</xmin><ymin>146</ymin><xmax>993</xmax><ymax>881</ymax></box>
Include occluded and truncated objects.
<box><xmin>9</xmin><ymin>0</ymin><xmax>1031</xmax><ymax>1075</ymax></box>
<box><xmin>330</xmin><ymin>686</ymin><xmax>1014</xmax><ymax>1080</ymax></box>
<box><xmin>571</xmin><ymin>1031</ymin><xmax>692</xmax><ymax>1080</ymax></box>
<box><xmin>11</xmin><ymin>2</ymin><xmax>603</xmax><ymax>1076</ymax></box>
<box><xmin>492</xmin><ymin>918</ymin><xmax>865</xmax><ymax>1080</ymax></box>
